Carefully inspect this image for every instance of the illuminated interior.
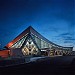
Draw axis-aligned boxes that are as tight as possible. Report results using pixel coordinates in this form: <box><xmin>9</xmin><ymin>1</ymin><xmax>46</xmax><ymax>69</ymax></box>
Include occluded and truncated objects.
<box><xmin>4</xmin><ymin>26</ymin><xmax>73</xmax><ymax>57</ymax></box>
<box><xmin>22</xmin><ymin>38</ymin><xmax>39</xmax><ymax>56</ymax></box>
<box><xmin>10</xmin><ymin>34</ymin><xmax>28</xmax><ymax>48</ymax></box>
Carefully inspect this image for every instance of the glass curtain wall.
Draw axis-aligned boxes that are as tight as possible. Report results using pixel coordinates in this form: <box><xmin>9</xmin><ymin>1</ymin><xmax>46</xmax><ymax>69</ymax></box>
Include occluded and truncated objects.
<box><xmin>31</xmin><ymin>33</ymin><xmax>50</xmax><ymax>49</ymax></box>
<box><xmin>10</xmin><ymin>34</ymin><xmax>28</xmax><ymax>48</ymax></box>
<box><xmin>22</xmin><ymin>38</ymin><xmax>39</xmax><ymax>56</ymax></box>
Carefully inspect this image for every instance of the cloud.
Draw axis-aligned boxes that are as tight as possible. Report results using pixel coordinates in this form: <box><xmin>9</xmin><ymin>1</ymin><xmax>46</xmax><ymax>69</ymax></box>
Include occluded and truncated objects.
<box><xmin>0</xmin><ymin>0</ymin><xmax>74</xmax><ymax>48</ymax></box>
<box><xmin>56</xmin><ymin>32</ymin><xmax>74</xmax><ymax>38</ymax></box>
<box><xmin>54</xmin><ymin>32</ymin><xmax>75</xmax><ymax>46</ymax></box>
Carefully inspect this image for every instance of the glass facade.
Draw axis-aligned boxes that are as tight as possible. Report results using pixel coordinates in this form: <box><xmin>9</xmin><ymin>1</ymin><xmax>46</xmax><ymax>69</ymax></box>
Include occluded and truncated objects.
<box><xmin>6</xmin><ymin>26</ymin><xmax>72</xmax><ymax>56</ymax></box>
<box><xmin>31</xmin><ymin>33</ymin><xmax>50</xmax><ymax>49</ymax></box>
<box><xmin>11</xmin><ymin>33</ymin><xmax>28</xmax><ymax>48</ymax></box>
<box><xmin>22</xmin><ymin>37</ymin><xmax>39</xmax><ymax>56</ymax></box>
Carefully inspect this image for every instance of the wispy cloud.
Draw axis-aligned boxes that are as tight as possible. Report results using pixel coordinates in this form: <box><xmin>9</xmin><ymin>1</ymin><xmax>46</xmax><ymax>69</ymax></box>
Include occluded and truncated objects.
<box><xmin>54</xmin><ymin>32</ymin><xmax>75</xmax><ymax>46</ymax></box>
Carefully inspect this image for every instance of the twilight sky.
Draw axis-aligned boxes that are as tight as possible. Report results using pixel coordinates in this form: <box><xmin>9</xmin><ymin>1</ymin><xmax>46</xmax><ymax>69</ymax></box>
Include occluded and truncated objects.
<box><xmin>0</xmin><ymin>0</ymin><xmax>75</xmax><ymax>50</ymax></box>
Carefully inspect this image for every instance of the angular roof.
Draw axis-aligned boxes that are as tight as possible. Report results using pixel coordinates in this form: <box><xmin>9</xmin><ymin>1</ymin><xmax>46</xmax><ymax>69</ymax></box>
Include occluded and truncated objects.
<box><xmin>5</xmin><ymin>26</ymin><xmax>73</xmax><ymax>50</ymax></box>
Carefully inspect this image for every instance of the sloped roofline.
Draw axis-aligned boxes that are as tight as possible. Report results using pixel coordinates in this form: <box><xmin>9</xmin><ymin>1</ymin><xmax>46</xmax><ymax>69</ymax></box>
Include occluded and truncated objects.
<box><xmin>5</xmin><ymin>26</ymin><xmax>73</xmax><ymax>49</ymax></box>
<box><xmin>5</xmin><ymin>26</ymin><xmax>31</xmax><ymax>48</ymax></box>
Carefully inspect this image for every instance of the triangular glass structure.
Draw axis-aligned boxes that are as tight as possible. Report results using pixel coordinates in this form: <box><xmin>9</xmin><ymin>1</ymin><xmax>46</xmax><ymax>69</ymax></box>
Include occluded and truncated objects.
<box><xmin>10</xmin><ymin>34</ymin><xmax>28</xmax><ymax>48</ymax></box>
<box><xmin>5</xmin><ymin>26</ymin><xmax>73</xmax><ymax>56</ymax></box>
<box><xmin>21</xmin><ymin>35</ymin><xmax>39</xmax><ymax>56</ymax></box>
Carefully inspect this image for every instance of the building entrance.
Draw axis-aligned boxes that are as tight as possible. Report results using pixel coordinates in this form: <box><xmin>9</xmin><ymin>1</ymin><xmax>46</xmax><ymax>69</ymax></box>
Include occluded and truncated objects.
<box><xmin>22</xmin><ymin>38</ymin><xmax>39</xmax><ymax>56</ymax></box>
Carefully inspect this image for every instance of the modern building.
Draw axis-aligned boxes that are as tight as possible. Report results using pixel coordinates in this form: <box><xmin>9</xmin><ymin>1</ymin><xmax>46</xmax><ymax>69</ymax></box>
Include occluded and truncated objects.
<box><xmin>0</xmin><ymin>26</ymin><xmax>73</xmax><ymax>58</ymax></box>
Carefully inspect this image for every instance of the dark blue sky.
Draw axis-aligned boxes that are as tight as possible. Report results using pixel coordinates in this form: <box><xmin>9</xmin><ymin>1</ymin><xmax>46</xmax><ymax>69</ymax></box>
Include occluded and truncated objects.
<box><xmin>0</xmin><ymin>0</ymin><xmax>75</xmax><ymax>50</ymax></box>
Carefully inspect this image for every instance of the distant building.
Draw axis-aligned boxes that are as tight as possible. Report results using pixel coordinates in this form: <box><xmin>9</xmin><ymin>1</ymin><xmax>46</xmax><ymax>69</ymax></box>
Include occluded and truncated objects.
<box><xmin>0</xmin><ymin>26</ymin><xmax>73</xmax><ymax>58</ymax></box>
